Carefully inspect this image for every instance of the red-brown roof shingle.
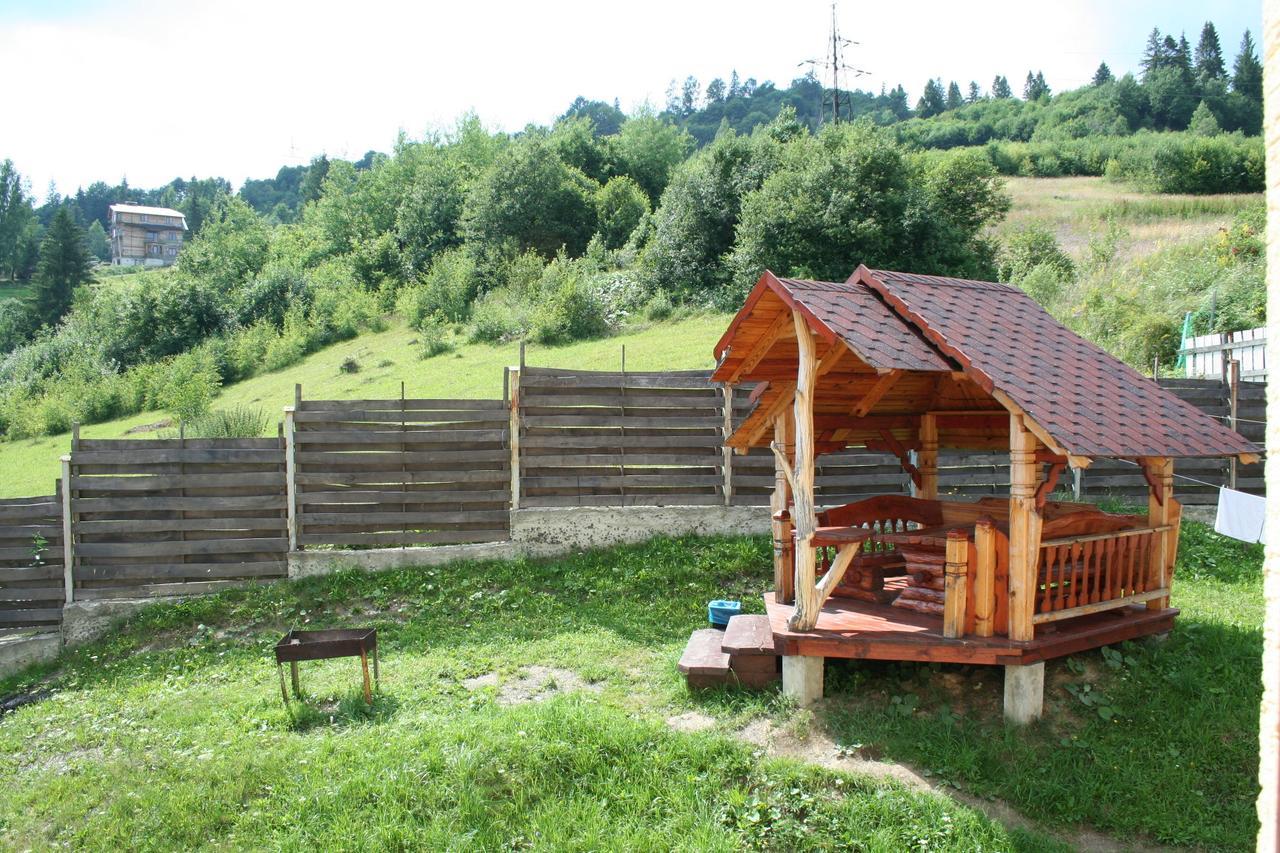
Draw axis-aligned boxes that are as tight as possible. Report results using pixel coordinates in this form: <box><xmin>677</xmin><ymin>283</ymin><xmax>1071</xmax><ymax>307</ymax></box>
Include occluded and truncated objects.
<box><xmin>856</xmin><ymin>267</ymin><xmax>1257</xmax><ymax>459</ymax></box>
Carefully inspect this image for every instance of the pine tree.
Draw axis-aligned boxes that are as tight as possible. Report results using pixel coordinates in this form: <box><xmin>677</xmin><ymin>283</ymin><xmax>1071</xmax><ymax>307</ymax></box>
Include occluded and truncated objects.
<box><xmin>916</xmin><ymin>78</ymin><xmax>946</xmax><ymax>117</ymax></box>
<box><xmin>991</xmin><ymin>75</ymin><xmax>1012</xmax><ymax>99</ymax></box>
<box><xmin>888</xmin><ymin>85</ymin><xmax>910</xmax><ymax>119</ymax></box>
<box><xmin>945</xmin><ymin>81</ymin><xmax>964</xmax><ymax>111</ymax></box>
<box><xmin>1023</xmin><ymin>71</ymin><xmax>1049</xmax><ymax>101</ymax></box>
<box><xmin>29</xmin><ymin>207</ymin><xmax>92</xmax><ymax>328</ymax></box>
<box><xmin>1092</xmin><ymin>62</ymin><xmax>1114</xmax><ymax>86</ymax></box>
<box><xmin>1141</xmin><ymin>27</ymin><xmax>1166</xmax><ymax>78</ymax></box>
<box><xmin>966</xmin><ymin>81</ymin><xmax>981</xmax><ymax>103</ymax></box>
<box><xmin>728</xmin><ymin>70</ymin><xmax>741</xmax><ymax>99</ymax></box>
<box><xmin>1232</xmin><ymin>30</ymin><xmax>1263</xmax><ymax>101</ymax></box>
<box><xmin>1194</xmin><ymin>22</ymin><xmax>1226</xmax><ymax>82</ymax></box>
<box><xmin>1174</xmin><ymin>34</ymin><xmax>1193</xmax><ymax>73</ymax></box>
<box><xmin>1189</xmin><ymin>101</ymin><xmax>1222</xmax><ymax>136</ymax></box>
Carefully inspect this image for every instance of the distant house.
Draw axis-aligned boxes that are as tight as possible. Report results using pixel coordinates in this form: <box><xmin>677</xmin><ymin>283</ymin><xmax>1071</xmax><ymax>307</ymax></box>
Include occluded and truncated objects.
<box><xmin>108</xmin><ymin>204</ymin><xmax>188</xmax><ymax>267</ymax></box>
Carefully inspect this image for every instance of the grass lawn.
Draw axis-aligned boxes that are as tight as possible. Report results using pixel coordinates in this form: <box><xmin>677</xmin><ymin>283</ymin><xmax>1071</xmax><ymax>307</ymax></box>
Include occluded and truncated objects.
<box><xmin>0</xmin><ymin>521</ymin><xmax>1262</xmax><ymax>849</ymax></box>
<box><xmin>0</xmin><ymin>312</ymin><xmax>730</xmax><ymax>499</ymax></box>
<box><xmin>0</xmin><ymin>281</ymin><xmax>31</xmax><ymax>303</ymax></box>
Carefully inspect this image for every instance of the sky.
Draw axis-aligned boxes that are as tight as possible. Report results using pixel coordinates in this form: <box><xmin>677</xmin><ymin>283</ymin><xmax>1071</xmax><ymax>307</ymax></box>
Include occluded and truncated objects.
<box><xmin>0</xmin><ymin>0</ymin><xmax>1263</xmax><ymax>199</ymax></box>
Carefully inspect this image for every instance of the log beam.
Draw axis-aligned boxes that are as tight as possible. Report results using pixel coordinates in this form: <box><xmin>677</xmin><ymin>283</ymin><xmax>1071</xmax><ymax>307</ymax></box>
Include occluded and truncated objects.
<box><xmin>1007</xmin><ymin>414</ymin><xmax>1042</xmax><ymax>642</ymax></box>
<box><xmin>787</xmin><ymin>311</ymin><xmax>821</xmax><ymax>632</ymax></box>
<box><xmin>1143</xmin><ymin>456</ymin><xmax>1174</xmax><ymax>610</ymax></box>
<box><xmin>917</xmin><ymin>413</ymin><xmax>939</xmax><ymax>500</ymax></box>
<box><xmin>851</xmin><ymin>369</ymin><xmax>904</xmax><ymax>417</ymax></box>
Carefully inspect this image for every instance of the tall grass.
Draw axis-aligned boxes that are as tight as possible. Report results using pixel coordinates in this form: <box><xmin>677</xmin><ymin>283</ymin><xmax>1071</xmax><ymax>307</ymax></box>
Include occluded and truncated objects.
<box><xmin>171</xmin><ymin>405</ymin><xmax>271</xmax><ymax>438</ymax></box>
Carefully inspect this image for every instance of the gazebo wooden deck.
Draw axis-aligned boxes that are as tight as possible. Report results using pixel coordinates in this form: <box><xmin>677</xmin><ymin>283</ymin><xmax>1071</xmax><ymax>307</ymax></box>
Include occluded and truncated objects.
<box><xmin>712</xmin><ymin>267</ymin><xmax>1258</xmax><ymax>722</ymax></box>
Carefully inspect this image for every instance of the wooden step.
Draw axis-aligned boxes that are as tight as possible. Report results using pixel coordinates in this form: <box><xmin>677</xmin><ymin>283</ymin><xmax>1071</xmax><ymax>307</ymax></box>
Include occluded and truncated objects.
<box><xmin>721</xmin><ymin>614</ymin><xmax>776</xmax><ymax>656</ymax></box>
<box><xmin>679</xmin><ymin>629</ymin><xmax>731</xmax><ymax>688</ymax></box>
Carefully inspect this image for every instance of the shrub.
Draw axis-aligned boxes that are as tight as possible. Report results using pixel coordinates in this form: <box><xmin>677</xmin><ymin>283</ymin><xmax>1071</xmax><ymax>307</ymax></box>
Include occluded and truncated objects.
<box><xmin>339</xmin><ymin>356</ymin><xmax>360</xmax><ymax>374</ymax></box>
<box><xmin>154</xmin><ymin>350</ymin><xmax>221</xmax><ymax>423</ymax></box>
<box><xmin>178</xmin><ymin>405</ymin><xmax>269</xmax><ymax>439</ymax></box>
<box><xmin>417</xmin><ymin>314</ymin><xmax>455</xmax><ymax>358</ymax></box>
<box><xmin>998</xmin><ymin>224</ymin><xmax>1075</xmax><ymax>283</ymax></box>
<box><xmin>530</xmin><ymin>263</ymin><xmax>608</xmax><ymax>345</ymax></box>
<box><xmin>468</xmin><ymin>290</ymin><xmax>530</xmax><ymax>343</ymax></box>
<box><xmin>407</xmin><ymin>249</ymin><xmax>480</xmax><ymax>324</ymax></box>
<box><xmin>644</xmin><ymin>290</ymin><xmax>675</xmax><ymax>321</ymax></box>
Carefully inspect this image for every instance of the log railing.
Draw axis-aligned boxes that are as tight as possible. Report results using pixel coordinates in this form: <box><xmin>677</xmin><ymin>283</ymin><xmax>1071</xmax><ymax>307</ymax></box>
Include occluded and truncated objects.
<box><xmin>1033</xmin><ymin>525</ymin><xmax>1172</xmax><ymax>624</ymax></box>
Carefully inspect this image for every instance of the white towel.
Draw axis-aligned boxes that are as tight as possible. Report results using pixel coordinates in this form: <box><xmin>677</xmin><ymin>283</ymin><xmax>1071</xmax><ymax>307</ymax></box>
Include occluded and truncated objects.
<box><xmin>1214</xmin><ymin>487</ymin><xmax>1266</xmax><ymax>544</ymax></box>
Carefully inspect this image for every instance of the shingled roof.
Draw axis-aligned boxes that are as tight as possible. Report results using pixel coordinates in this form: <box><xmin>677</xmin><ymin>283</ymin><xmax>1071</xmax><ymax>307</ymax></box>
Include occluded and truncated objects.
<box><xmin>714</xmin><ymin>267</ymin><xmax>1257</xmax><ymax>461</ymax></box>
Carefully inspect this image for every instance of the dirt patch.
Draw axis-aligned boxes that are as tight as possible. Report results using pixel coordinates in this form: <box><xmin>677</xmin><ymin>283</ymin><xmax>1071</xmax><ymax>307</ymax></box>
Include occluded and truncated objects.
<box><xmin>716</xmin><ymin>710</ymin><xmax>1169</xmax><ymax>852</ymax></box>
<box><xmin>123</xmin><ymin>419</ymin><xmax>174</xmax><ymax>435</ymax></box>
<box><xmin>463</xmin><ymin>666</ymin><xmax>602</xmax><ymax>706</ymax></box>
<box><xmin>666</xmin><ymin>710</ymin><xmax>716</xmax><ymax>733</ymax></box>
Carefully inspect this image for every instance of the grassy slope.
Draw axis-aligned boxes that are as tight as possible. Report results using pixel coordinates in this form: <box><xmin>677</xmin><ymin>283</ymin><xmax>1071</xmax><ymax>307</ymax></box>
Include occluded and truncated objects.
<box><xmin>0</xmin><ymin>313</ymin><xmax>730</xmax><ymax>498</ymax></box>
<box><xmin>999</xmin><ymin>176</ymin><xmax>1260</xmax><ymax>262</ymax></box>
<box><xmin>0</xmin><ymin>537</ymin><xmax>1060</xmax><ymax>851</ymax></box>
<box><xmin>0</xmin><ymin>523</ymin><xmax>1260</xmax><ymax>849</ymax></box>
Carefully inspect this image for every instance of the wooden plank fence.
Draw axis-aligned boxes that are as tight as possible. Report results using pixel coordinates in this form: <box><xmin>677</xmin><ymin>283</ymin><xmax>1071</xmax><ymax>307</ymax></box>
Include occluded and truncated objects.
<box><xmin>0</xmin><ymin>371</ymin><xmax>1264</xmax><ymax>631</ymax></box>
<box><xmin>67</xmin><ymin>433</ymin><xmax>290</xmax><ymax>600</ymax></box>
<box><xmin>291</xmin><ymin>391</ymin><xmax>511</xmax><ymax>547</ymax></box>
<box><xmin>0</xmin><ymin>490</ymin><xmax>64</xmax><ymax>634</ymax></box>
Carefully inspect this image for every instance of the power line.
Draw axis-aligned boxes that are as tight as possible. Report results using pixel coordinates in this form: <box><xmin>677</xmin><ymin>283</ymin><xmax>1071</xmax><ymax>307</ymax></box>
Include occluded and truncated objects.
<box><xmin>798</xmin><ymin>1</ymin><xmax>870</xmax><ymax>124</ymax></box>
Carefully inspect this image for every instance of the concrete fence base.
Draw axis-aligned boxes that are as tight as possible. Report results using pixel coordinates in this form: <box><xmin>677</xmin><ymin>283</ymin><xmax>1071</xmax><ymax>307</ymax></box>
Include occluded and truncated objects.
<box><xmin>17</xmin><ymin>505</ymin><xmax>773</xmax><ymax>664</ymax></box>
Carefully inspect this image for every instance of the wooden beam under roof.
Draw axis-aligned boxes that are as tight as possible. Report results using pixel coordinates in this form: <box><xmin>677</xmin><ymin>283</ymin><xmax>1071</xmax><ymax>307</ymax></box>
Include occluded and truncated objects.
<box><xmin>851</xmin><ymin>369</ymin><xmax>904</xmax><ymax>417</ymax></box>
<box><xmin>723</xmin><ymin>309</ymin><xmax>794</xmax><ymax>384</ymax></box>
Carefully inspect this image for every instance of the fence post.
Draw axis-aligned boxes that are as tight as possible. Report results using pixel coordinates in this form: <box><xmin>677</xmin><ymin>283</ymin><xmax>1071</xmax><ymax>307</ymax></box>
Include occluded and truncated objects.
<box><xmin>509</xmin><ymin>365</ymin><xmax>522</xmax><ymax>511</ymax></box>
<box><xmin>1229</xmin><ymin>358</ymin><xmax>1240</xmax><ymax>489</ymax></box>
<box><xmin>60</xmin><ymin>454</ymin><xmax>74</xmax><ymax>604</ymax></box>
<box><xmin>721</xmin><ymin>383</ymin><xmax>734</xmax><ymax>506</ymax></box>
<box><xmin>284</xmin><ymin>404</ymin><xmax>299</xmax><ymax>552</ymax></box>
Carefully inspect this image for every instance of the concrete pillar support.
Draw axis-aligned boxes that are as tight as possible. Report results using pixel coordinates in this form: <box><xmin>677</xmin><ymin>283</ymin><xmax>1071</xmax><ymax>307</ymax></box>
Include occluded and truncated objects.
<box><xmin>1003</xmin><ymin>661</ymin><xmax>1045</xmax><ymax>725</ymax></box>
<box><xmin>782</xmin><ymin>655</ymin><xmax>824</xmax><ymax>706</ymax></box>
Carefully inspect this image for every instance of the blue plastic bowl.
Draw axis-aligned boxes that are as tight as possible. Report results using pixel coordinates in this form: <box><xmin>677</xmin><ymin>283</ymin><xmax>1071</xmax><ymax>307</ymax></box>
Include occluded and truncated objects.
<box><xmin>708</xmin><ymin>599</ymin><xmax>741</xmax><ymax>628</ymax></box>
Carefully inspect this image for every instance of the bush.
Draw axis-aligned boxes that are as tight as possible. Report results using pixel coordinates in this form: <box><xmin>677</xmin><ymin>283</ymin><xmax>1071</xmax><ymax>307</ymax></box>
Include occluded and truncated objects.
<box><xmin>417</xmin><ymin>314</ymin><xmax>455</xmax><ymax>358</ymax></box>
<box><xmin>1106</xmin><ymin>133</ymin><xmax>1263</xmax><ymax>194</ymax></box>
<box><xmin>177</xmin><ymin>405</ymin><xmax>269</xmax><ymax>439</ymax></box>
<box><xmin>154</xmin><ymin>350</ymin><xmax>221</xmax><ymax>423</ymax></box>
<box><xmin>468</xmin><ymin>290</ymin><xmax>530</xmax><ymax>343</ymax></box>
<box><xmin>643</xmin><ymin>290</ymin><xmax>675</xmax><ymax>321</ymax></box>
<box><xmin>339</xmin><ymin>356</ymin><xmax>360</xmax><ymax>374</ymax></box>
<box><xmin>999</xmin><ymin>224</ymin><xmax>1075</xmax><ymax>283</ymax></box>
<box><xmin>530</xmin><ymin>262</ymin><xmax>608</xmax><ymax>345</ymax></box>
<box><xmin>405</xmin><ymin>249</ymin><xmax>480</xmax><ymax>324</ymax></box>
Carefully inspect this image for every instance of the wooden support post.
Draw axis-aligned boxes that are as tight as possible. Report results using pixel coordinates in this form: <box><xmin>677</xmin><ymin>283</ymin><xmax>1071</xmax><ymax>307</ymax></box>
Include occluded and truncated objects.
<box><xmin>60</xmin><ymin>454</ymin><xmax>74</xmax><ymax>604</ymax></box>
<box><xmin>787</xmin><ymin>313</ymin><xmax>820</xmax><ymax>632</ymax></box>
<box><xmin>360</xmin><ymin>650</ymin><xmax>373</xmax><ymax>705</ymax></box>
<box><xmin>917</xmin><ymin>412</ymin><xmax>938</xmax><ymax>501</ymax></box>
<box><xmin>283</xmin><ymin>406</ymin><xmax>299</xmax><ymax>552</ymax></box>
<box><xmin>1003</xmin><ymin>661</ymin><xmax>1044</xmax><ymax>724</ymax></box>
<box><xmin>509</xmin><ymin>366</ymin><xmax>522</xmax><ymax>511</ymax></box>
<box><xmin>722</xmin><ymin>383</ymin><xmax>734</xmax><ymax>506</ymax></box>
<box><xmin>290</xmin><ymin>661</ymin><xmax>301</xmax><ymax>697</ymax></box>
<box><xmin>782</xmin><ymin>655</ymin><xmax>824</xmax><ymax>706</ymax></box>
<box><xmin>1229</xmin><ymin>359</ymin><xmax>1240</xmax><ymax>489</ymax></box>
<box><xmin>771</xmin><ymin>412</ymin><xmax>795</xmax><ymax>603</ymax></box>
<box><xmin>1145</xmin><ymin>456</ymin><xmax>1175</xmax><ymax>610</ymax></box>
<box><xmin>942</xmin><ymin>530</ymin><xmax>969</xmax><ymax>639</ymax></box>
<box><xmin>972</xmin><ymin>519</ymin><xmax>997</xmax><ymax>638</ymax></box>
<box><xmin>1007</xmin><ymin>414</ymin><xmax>1042</xmax><ymax>642</ymax></box>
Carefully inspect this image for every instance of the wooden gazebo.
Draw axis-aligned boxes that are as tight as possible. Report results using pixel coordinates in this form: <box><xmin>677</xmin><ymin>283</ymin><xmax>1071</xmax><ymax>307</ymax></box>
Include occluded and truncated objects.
<box><xmin>712</xmin><ymin>267</ymin><xmax>1259</xmax><ymax>722</ymax></box>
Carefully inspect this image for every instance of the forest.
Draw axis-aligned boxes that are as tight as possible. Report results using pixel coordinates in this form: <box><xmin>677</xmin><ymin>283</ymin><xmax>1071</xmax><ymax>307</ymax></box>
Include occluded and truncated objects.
<box><xmin>0</xmin><ymin>18</ymin><xmax>1264</xmax><ymax>444</ymax></box>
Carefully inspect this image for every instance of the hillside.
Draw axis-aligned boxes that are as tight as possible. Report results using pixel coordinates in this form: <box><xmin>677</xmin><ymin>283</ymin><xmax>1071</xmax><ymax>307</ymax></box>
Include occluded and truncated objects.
<box><xmin>0</xmin><ymin>175</ymin><xmax>1262</xmax><ymax>500</ymax></box>
<box><xmin>0</xmin><ymin>313</ymin><xmax>729</xmax><ymax>497</ymax></box>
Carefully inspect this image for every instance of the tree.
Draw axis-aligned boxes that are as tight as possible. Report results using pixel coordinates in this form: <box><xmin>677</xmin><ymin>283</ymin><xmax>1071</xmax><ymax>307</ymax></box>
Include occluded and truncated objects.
<box><xmin>1194</xmin><ymin>22</ymin><xmax>1226</xmax><ymax>83</ymax></box>
<box><xmin>945</xmin><ymin>81</ymin><xmax>964</xmax><ymax>111</ymax></box>
<box><xmin>29</xmin><ymin>207</ymin><xmax>92</xmax><ymax>327</ymax></box>
<box><xmin>1232</xmin><ymin>30</ymin><xmax>1263</xmax><ymax>101</ymax></box>
<box><xmin>966</xmin><ymin>81</ymin><xmax>981</xmax><ymax>103</ymax></box>
<box><xmin>559</xmin><ymin>97</ymin><xmax>624</xmax><ymax>137</ymax></box>
<box><xmin>705</xmin><ymin>78</ymin><xmax>726</xmax><ymax>104</ymax></box>
<box><xmin>729</xmin><ymin>122</ymin><xmax>1006</xmax><ymax>294</ymax></box>
<box><xmin>595</xmin><ymin>175</ymin><xmax>650</xmax><ymax>249</ymax></box>
<box><xmin>916</xmin><ymin>79</ymin><xmax>946</xmax><ymax>118</ymax></box>
<box><xmin>0</xmin><ymin>160</ymin><xmax>38</xmax><ymax>281</ymax></box>
<box><xmin>1024</xmin><ymin>71</ymin><xmax>1049</xmax><ymax>100</ymax></box>
<box><xmin>1188</xmin><ymin>101</ymin><xmax>1222</xmax><ymax>136</ymax></box>
<box><xmin>461</xmin><ymin>135</ymin><xmax>597</xmax><ymax>262</ymax></box>
<box><xmin>1171</xmin><ymin>34</ymin><xmax>1192</xmax><ymax>74</ymax></box>
<box><xmin>608</xmin><ymin>110</ymin><xmax>693</xmax><ymax>201</ymax></box>
<box><xmin>728</xmin><ymin>70</ymin><xmax>741</xmax><ymax>98</ymax></box>
<box><xmin>680</xmin><ymin>76</ymin><xmax>701</xmax><ymax>115</ymax></box>
<box><xmin>1092</xmin><ymin>62</ymin><xmax>1114</xmax><ymax>86</ymax></box>
<box><xmin>85</xmin><ymin>220</ymin><xmax>110</xmax><ymax>262</ymax></box>
<box><xmin>1141</xmin><ymin>28</ymin><xmax>1166</xmax><ymax>78</ymax></box>
<box><xmin>887</xmin><ymin>85</ymin><xmax>911</xmax><ymax>119</ymax></box>
<box><xmin>299</xmin><ymin>155</ymin><xmax>330</xmax><ymax>205</ymax></box>
<box><xmin>991</xmin><ymin>75</ymin><xmax>1012</xmax><ymax>99</ymax></box>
